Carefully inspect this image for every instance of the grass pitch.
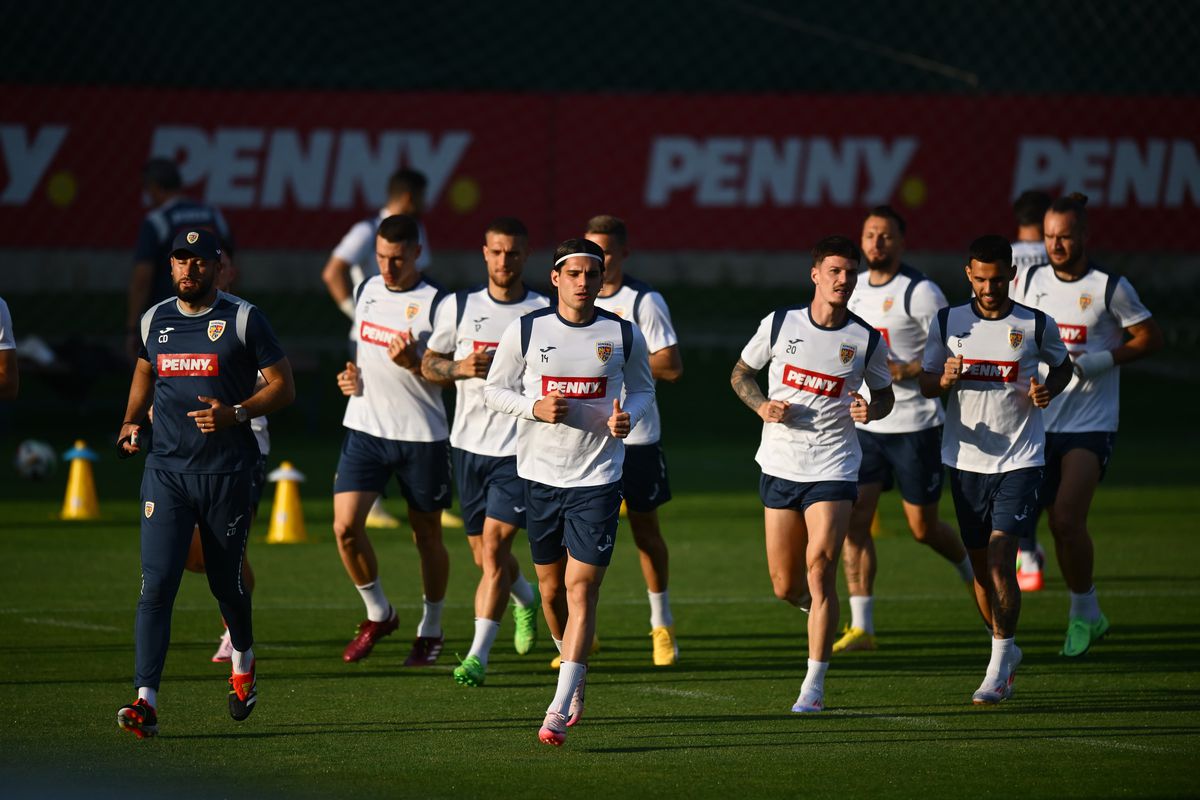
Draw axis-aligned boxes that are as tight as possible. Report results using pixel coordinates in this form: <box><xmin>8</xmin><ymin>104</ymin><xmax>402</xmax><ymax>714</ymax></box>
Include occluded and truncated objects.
<box><xmin>0</xmin><ymin>330</ymin><xmax>1196</xmax><ymax>798</ymax></box>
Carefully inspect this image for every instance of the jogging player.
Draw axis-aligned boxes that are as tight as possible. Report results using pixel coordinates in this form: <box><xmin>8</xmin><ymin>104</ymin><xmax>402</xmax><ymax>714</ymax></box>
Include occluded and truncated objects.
<box><xmin>116</xmin><ymin>228</ymin><xmax>294</xmax><ymax>737</ymax></box>
<box><xmin>839</xmin><ymin>207</ymin><xmax>974</xmax><ymax>653</ymax></box>
<box><xmin>587</xmin><ymin>215</ymin><xmax>684</xmax><ymax>666</ymax></box>
<box><xmin>919</xmin><ymin>234</ymin><xmax>1072</xmax><ymax>704</ymax></box>
<box><xmin>422</xmin><ymin>218</ymin><xmax>549</xmax><ymax>687</ymax></box>
<box><xmin>484</xmin><ymin>238</ymin><xmax>654</xmax><ymax>746</ymax></box>
<box><xmin>1016</xmin><ymin>194</ymin><xmax>1162</xmax><ymax>655</ymax></box>
<box><xmin>333</xmin><ymin>214</ymin><xmax>453</xmax><ymax>667</ymax></box>
<box><xmin>731</xmin><ymin>235</ymin><xmax>894</xmax><ymax>713</ymax></box>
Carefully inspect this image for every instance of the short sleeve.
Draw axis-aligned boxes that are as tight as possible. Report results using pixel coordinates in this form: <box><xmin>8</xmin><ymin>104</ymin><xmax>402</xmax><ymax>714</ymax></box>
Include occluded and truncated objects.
<box><xmin>633</xmin><ymin>292</ymin><xmax>679</xmax><ymax>353</ymax></box>
<box><xmin>1109</xmin><ymin>276</ymin><xmax>1152</xmax><ymax>329</ymax></box>
<box><xmin>739</xmin><ymin>314</ymin><xmax>774</xmax><ymax>370</ymax></box>
<box><xmin>133</xmin><ymin>218</ymin><xmax>158</xmax><ymax>262</ymax></box>
<box><xmin>865</xmin><ymin>335</ymin><xmax>892</xmax><ymax>391</ymax></box>
<box><xmin>1039</xmin><ymin>317</ymin><xmax>1069</xmax><ymax>368</ymax></box>
<box><xmin>0</xmin><ymin>298</ymin><xmax>15</xmax><ymax>351</ymax></box>
<box><xmin>908</xmin><ymin>280</ymin><xmax>947</xmax><ymax>329</ymax></box>
<box><xmin>332</xmin><ymin>220</ymin><xmax>373</xmax><ymax>265</ymax></box>
<box><xmin>245</xmin><ymin>307</ymin><xmax>287</xmax><ymax>369</ymax></box>
<box><xmin>921</xmin><ymin>313</ymin><xmax>948</xmax><ymax>373</ymax></box>
<box><xmin>427</xmin><ymin>294</ymin><xmax>458</xmax><ymax>354</ymax></box>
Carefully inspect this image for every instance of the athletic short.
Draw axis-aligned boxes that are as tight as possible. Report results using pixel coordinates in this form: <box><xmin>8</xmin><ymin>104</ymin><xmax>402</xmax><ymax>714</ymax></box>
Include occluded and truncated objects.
<box><xmin>452</xmin><ymin>448</ymin><xmax>526</xmax><ymax>535</ymax></box>
<box><xmin>760</xmin><ymin>473</ymin><xmax>858</xmax><ymax>511</ymax></box>
<box><xmin>333</xmin><ymin>429</ymin><xmax>452</xmax><ymax>513</ymax></box>
<box><xmin>525</xmin><ymin>480</ymin><xmax>621</xmax><ymax>568</ymax></box>
<box><xmin>948</xmin><ymin>466</ymin><xmax>1043</xmax><ymax>549</ymax></box>
<box><xmin>249</xmin><ymin>454</ymin><xmax>268</xmax><ymax>516</ymax></box>
<box><xmin>857</xmin><ymin>426</ymin><xmax>945</xmax><ymax>505</ymax></box>
<box><xmin>1040</xmin><ymin>431</ymin><xmax>1117</xmax><ymax>509</ymax></box>
<box><xmin>622</xmin><ymin>442</ymin><xmax>672</xmax><ymax>512</ymax></box>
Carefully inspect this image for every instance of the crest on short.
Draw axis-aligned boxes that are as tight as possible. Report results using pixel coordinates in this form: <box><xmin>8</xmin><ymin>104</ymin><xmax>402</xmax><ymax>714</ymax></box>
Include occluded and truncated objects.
<box><xmin>839</xmin><ymin>343</ymin><xmax>857</xmax><ymax>364</ymax></box>
<box><xmin>596</xmin><ymin>340</ymin><xmax>614</xmax><ymax>363</ymax></box>
<box><xmin>186</xmin><ymin>231</ymin><xmax>200</xmax><ymax>245</ymax></box>
<box><xmin>882</xmin><ymin>297</ymin><xmax>894</xmax><ymax>313</ymax></box>
<box><xmin>207</xmin><ymin>319</ymin><xmax>226</xmax><ymax>342</ymax></box>
<box><xmin>406</xmin><ymin>302</ymin><xmax>420</xmax><ymax>321</ymax></box>
<box><xmin>1079</xmin><ymin>293</ymin><xmax>1093</xmax><ymax>312</ymax></box>
<box><xmin>144</xmin><ymin>501</ymin><xmax>155</xmax><ymax>518</ymax></box>
<box><xmin>1009</xmin><ymin>328</ymin><xmax>1024</xmax><ymax>349</ymax></box>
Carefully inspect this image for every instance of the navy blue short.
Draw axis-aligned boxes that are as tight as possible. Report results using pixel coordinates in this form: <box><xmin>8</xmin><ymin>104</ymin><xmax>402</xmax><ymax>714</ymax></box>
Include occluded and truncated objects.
<box><xmin>452</xmin><ymin>448</ymin><xmax>526</xmax><ymax>535</ymax></box>
<box><xmin>525</xmin><ymin>480</ymin><xmax>621</xmax><ymax>567</ymax></box>
<box><xmin>857</xmin><ymin>426</ymin><xmax>945</xmax><ymax>505</ymax></box>
<box><xmin>1040</xmin><ymin>431</ymin><xmax>1117</xmax><ymax>509</ymax></box>
<box><xmin>333</xmin><ymin>429</ymin><xmax>452</xmax><ymax>513</ymax></box>
<box><xmin>622</xmin><ymin>442</ymin><xmax>672</xmax><ymax>512</ymax></box>
<box><xmin>760</xmin><ymin>473</ymin><xmax>858</xmax><ymax>511</ymax></box>
<box><xmin>948</xmin><ymin>466</ymin><xmax>1043</xmax><ymax>549</ymax></box>
<box><xmin>249</xmin><ymin>454</ymin><xmax>268</xmax><ymax>516</ymax></box>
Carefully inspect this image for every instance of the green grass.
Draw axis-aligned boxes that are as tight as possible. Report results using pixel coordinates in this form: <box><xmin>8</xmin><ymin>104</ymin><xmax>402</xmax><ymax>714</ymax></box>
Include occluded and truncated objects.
<box><xmin>1</xmin><ymin>288</ymin><xmax>1197</xmax><ymax>798</ymax></box>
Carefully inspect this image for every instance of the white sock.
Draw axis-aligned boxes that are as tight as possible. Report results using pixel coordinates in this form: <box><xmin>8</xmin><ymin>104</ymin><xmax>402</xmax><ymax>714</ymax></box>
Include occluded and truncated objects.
<box><xmin>1019</xmin><ymin>551</ymin><xmax>1042</xmax><ymax>574</ymax></box>
<box><xmin>510</xmin><ymin>574</ymin><xmax>535</xmax><ymax>607</ymax></box>
<box><xmin>987</xmin><ymin>637</ymin><xmax>1015</xmax><ymax>678</ymax></box>
<box><xmin>355</xmin><ymin>580</ymin><xmax>391</xmax><ymax>622</ymax></box>
<box><xmin>232</xmin><ymin>647</ymin><xmax>254</xmax><ymax>674</ymax></box>
<box><xmin>954</xmin><ymin>555</ymin><xmax>974</xmax><ymax>583</ymax></box>
<box><xmin>849</xmin><ymin>595</ymin><xmax>874</xmax><ymax>634</ymax></box>
<box><xmin>648</xmin><ymin>590</ymin><xmax>673</xmax><ymax>628</ymax></box>
<box><xmin>549</xmin><ymin>661</ymin><xmax>587</xmax><ymax>717</ymax></box>
<box><xmin>418</xmin><ymin>597</ymin><xmax>444</xmax><ymax>638</ymax></box>
<box><xmin>800</xmin><ymin>659</ymin><xmax>828</xmax><ymax>696</ymax></box>
<box><xmin>137</xmin><ymin>686</ymin><xmax>157</xmax><ymax>708</ymax></box>
<box><xmin>1069</xmin><ymin>586</ymin><xmax>1101</xmax><ymax>622</ymax></box>
<box><xmin>468</xmin><ymin>618</ymin><xmax>501</xmax><ymax>664</ymax></box>
<box><xmin>552</xmin><ymin>637</ymin><xmax>564</xmax><ymax>653</ymax></box>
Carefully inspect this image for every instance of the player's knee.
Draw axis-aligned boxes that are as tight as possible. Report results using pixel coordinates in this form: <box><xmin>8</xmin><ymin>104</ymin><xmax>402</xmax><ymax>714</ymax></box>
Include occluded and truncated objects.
<box><xmin>1048</xmin><ymin>509</ymin><xmax>1087</xmax><ymax>540</ymax></box>
<box><xmin>565</xmin><ymin>579</ymin><xmax>599</xmax><ymax>609</ymax></box>
<box><xmin>332</xmin><ymin>517</ymin><xmax>362</xmax><ymax>547</ymax></box>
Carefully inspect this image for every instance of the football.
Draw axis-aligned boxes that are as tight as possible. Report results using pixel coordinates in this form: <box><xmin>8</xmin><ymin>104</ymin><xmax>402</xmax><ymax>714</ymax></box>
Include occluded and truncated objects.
<box><xmin>15</xmin><ymin>439</ymin><xmax>57</xmax><ymax>480</ymax></box>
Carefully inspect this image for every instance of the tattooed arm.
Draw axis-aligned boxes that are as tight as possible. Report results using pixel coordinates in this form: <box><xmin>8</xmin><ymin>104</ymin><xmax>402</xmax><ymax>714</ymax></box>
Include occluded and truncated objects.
<box><xmin>731</xmin><ymin>358</ymin><xmax>789</xmax><ymax>423</ymax></box>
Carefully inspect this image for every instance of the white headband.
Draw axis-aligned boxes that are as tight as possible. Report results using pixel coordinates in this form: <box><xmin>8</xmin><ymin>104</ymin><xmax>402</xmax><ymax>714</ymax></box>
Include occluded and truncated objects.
<box><xmin>554</xmin><ymin>252</ymin><xmax>603</xmax><ymax>267</ymax></box>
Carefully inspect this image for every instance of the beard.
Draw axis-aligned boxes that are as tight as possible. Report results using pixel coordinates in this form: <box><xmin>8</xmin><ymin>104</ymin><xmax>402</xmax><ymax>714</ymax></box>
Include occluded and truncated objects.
<box><xmin>175</xmin><ymin>272</ymin><xmax>215</xmax><ymax>302</ymax></box>
<box><xmin>866</xmin><ymin>253</ymin><xmax>895</xmax><ymax>271</ymax></box>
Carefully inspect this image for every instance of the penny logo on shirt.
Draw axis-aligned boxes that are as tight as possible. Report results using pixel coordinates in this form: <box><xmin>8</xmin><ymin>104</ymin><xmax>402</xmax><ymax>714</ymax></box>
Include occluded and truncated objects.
<box><xmin>1079</xmin><ymin>293</ymin><xmax>1093</xmax><ymax>312</ymax></box>
<box><xmin>406</xmin><ymin>303</ymin><xmax>420</xmax><ymax>321</ymax></box>
<box><xmin>1008</xmin><ymin>329</ymin><xmax>1024</xmax><ymax>350</ymax></box>
<box><xmin>207</xmin><ymin>320</ymin><xmax>226</xmax><ymax>342</ymax></box>
<box><xmin>839</xmin><ymin>343</ymin><xmax>856</xmax><ymax>365</ymax></box>
<box><xmin>596</xmin><ymin>341</ymin><xmax>613</xmax><ymax>364</ymax></box>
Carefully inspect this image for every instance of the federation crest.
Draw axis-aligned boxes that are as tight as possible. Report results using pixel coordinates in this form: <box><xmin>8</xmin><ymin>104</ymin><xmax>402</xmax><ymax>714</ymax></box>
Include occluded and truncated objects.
<box><xmin>1079</xmin><ymin>293</ymin><xmax>1093</xmax><ymax>312</ymax></box>
<box><xmin>882</xmin><ymin>297</ymin><xmax>894</xmax><ymax>313</ymax></box>
<box><xmin>612</xmin><ymin>306</ymin><xmax>627</xmax><ymax>319</ymax></box>
<box><xmin>406</xmin><ymin>302</ymin><xmax>420</xmax><ymax>321</ymax></box>
<box><xmin>1009</xmin><ymin>328</ymin><xmax>1024</xmax><ymax>349</ymax></box>
<box><xmin>207</xmin><ymin>319</ymin><xmax>226</xmax><ymax>342</ymax></box>
<box><xmin>596</xmin><ymin>340</ymin><xmax>614</xmax><ymax>363</ymax></box>
<box><xmin>186</xmin><ymin>231</ymin><xmax>200</xmax><ymax>245</ymax></box>
<box><xmin>839</xmin><ymin>343</ymin><xmax>857</xmax><ymax>364</ymax></box>
<box><xmin>144</xmin><ymin>501</ymin><xmax>155</xmax><ymax>518</ymax></box>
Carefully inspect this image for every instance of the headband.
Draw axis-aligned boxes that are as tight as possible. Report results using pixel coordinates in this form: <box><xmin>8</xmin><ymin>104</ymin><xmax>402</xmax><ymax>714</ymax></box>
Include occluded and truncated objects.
<box><xmin>554</xmin><ymin>252</ymin><xmax>603</xmax><ymax>267</ymax></box>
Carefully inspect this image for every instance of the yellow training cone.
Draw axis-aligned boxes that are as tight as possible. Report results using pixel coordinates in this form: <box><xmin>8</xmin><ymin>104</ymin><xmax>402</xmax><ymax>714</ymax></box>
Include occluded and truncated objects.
<box><xmin>266</xmin><ymin>461</ymin><xmax>308</xmax><ymax>543</ymax></box>
<box><xmin>61</xmin><ymin>440</ymin><xmax>100</xmax><ymax>520</ymax></box>
<box><xmin>870</xmin><ymin>509</ymin><xmax>884</xmax><ymax>538</ymax></box>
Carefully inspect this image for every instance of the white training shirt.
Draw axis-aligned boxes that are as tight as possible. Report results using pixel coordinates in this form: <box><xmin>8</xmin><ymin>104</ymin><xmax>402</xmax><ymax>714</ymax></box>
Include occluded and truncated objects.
<box><xmin>0</xmin><ymin>297</ymin><xmax>14</xmax><ymax>351</ymax></box>
<box><xmin>343</xmin><ymin>276</ymin><xmax>449</xmax><ymax>442</ymax></box>
<box><xmin>1015</xmin><ymin>261</ymin><xmax>1152</xmax><ymax>433</ymax></box>
<box><xmin>484</xmin><ymin>307</ymin><xmax>655</xmax><ymax>488</ymax></box>
<box><xmin>333</xmin><ymin>210</ymin><xmax>432</xmax><ymax>340</ymax></box>
<box><xmin>846</xmin><ymin>264</ymin><xmax>947</xmax><ymax>434</ymax></box>
<box><xmin>427</xmin><ymin>285</ymin><xmax>550</xmax><ymax>457</ymax></box>
<box><xmin>593</xmin><ymin>276</ymin><xmax>678</xmax><ymax>446</ymax></box>
<box><xmin>1011</xmin><ymin>240</ymin><xmax>1048</xmax><ymax>271</ymax></box>
<box><xmin>922</xmin><ymin>301</ymin><xmax>1069</xmax><ymax>474</ymax></box>
<box><xmin>739</xmin><ymin>306</ymin><xmax>892</xmax><ymax>483</ymax></box>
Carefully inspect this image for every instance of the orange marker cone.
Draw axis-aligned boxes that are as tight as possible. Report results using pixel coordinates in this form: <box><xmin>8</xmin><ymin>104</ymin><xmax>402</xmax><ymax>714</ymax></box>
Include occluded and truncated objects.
<box><xmin>266</xmin><ymin>461</ymin><xmax>307</xmax><ymax>543</ymax></box>
<box><xmin>61</xmin><ymin>440</ymin><xmax>100</xmax><ymax>520</ymax></box>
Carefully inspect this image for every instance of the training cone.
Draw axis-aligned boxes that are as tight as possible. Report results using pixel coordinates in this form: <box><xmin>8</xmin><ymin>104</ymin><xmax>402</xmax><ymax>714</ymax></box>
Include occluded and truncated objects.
<box><xmin>60</xmin><ymin>440</ymin><xmax>100</xmax><ymax>520</ymax></box>
<box><xmin>266</xmin><ymin>461</ymin><xmax>308</xmax><ymax>544</ymax></box>
<box><xmin>870</xmin><ymin>509</ymin><xmax>884</xmax><ymax>538</ymax></box>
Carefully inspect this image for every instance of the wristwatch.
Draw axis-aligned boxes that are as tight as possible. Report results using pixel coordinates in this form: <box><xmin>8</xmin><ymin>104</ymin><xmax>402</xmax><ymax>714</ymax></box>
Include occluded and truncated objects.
<box><xmin>233</xmin><ymin>404</ymin><xmax>250</xmax><ymax>424</ymax></box>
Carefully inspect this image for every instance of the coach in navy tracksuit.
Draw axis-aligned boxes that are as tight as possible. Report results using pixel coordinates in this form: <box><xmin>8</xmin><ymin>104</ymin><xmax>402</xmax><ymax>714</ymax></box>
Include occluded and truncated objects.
<box><xmin>115</xmin><ymin>229</ymin><xmax>294</xmax><ymax>738</ymax></box>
